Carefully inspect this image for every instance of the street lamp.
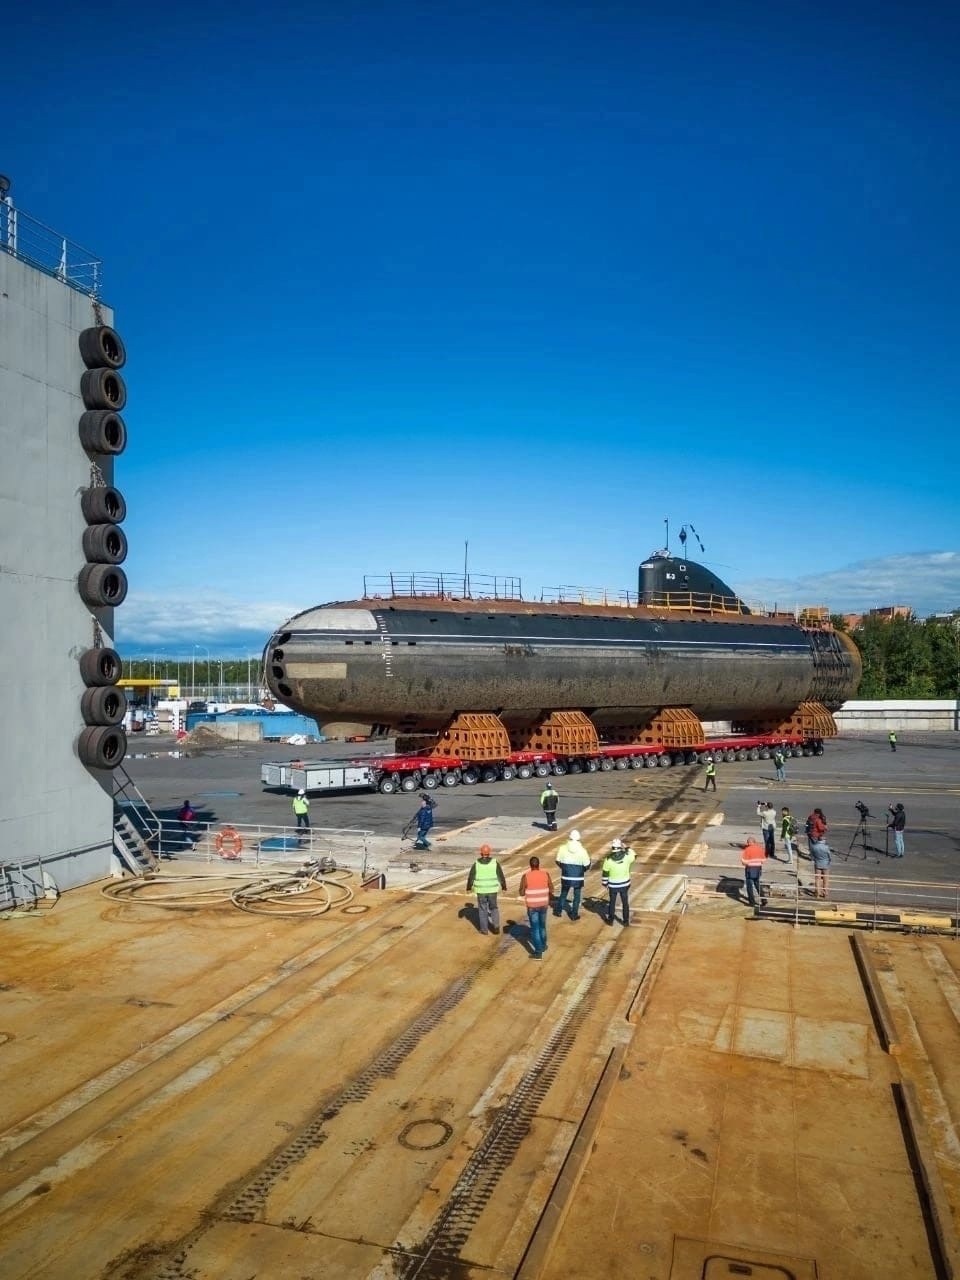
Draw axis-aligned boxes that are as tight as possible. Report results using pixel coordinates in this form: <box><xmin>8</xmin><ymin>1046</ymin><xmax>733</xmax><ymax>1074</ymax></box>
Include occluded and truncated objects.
<box><xmin>193</xmin><ymin>645</ymin><xmax>211</xmax><ymax>700</ymax></box>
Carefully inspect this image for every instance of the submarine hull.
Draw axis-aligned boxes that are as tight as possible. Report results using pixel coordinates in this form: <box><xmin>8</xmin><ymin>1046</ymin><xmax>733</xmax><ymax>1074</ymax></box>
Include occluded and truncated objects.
<box><xmin>265</xmin><ymin>604</ymin><xmax>860</xmax><ymax>735</ymax></box>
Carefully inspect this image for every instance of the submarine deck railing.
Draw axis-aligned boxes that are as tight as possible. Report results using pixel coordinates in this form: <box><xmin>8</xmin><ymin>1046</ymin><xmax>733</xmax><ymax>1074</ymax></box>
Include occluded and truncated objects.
<box><xmin>0</xmin><ymin>192</ymin><xmax>102</xmax><ymax>298</ymax></box>
<box><xmin>755</xmin><ymin>870</ymin><xmax>960</xmax><ymax>936</ymax></box>
<box><xmin>361</xmin><ymin>572</ymin><xmax>833</xmax><ymax>626</ymax></box>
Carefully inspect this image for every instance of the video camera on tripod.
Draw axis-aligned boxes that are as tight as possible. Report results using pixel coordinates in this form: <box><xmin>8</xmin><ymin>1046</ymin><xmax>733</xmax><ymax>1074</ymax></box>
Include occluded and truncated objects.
<box><xmin>849</xmin><ymin>801</ymin><xmax>879</xmax><ymax>861</ymax></box>
<box><xmin>854</xmin><ymin>801</ymin><xmax>871</xmax><ymax>820</ymax></box>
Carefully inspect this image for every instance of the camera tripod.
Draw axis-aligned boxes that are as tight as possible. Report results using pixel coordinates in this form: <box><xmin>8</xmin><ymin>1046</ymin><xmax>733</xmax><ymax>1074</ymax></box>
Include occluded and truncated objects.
<box><xmin>847</xmin><ymin>815</ymin><xmax>881</xmax><ymax>862</ymax></box>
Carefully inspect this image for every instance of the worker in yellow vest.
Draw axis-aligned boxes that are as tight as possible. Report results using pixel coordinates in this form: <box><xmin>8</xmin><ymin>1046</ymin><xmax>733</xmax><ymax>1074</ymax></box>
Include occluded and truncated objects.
<box><xmin>292</xmin><ymin>790</ymin><xmax>310</xmax><ymax>829</ymax></box>
<box><xmin>519</xmin><ymin>855</ymin><xmax>554</xmax><ymax>959</ymax></box>
<box><xmin>601</xmin><ymin>837</ymin><xmax>636</xmax><ymax>926</ymax></box>
<box><xmin>466</xmin><ymin>843</ymin><xmax>507</xmax><ymax>935</ymax></box>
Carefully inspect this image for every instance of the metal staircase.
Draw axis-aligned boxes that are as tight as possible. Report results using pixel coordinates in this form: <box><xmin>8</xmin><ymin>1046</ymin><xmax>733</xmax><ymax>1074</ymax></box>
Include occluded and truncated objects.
<box><xmin>113</xmin><ymin>764</ymin><xmax>160</xmax><ymax>876</ymax></box>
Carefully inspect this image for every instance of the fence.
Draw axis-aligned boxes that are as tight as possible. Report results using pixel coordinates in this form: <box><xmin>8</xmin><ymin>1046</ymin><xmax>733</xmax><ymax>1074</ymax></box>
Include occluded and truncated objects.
<box><xmin>0</xmin><ymin>194</ymin><xmax>102</xmax><ymax>298</ymax></box>
<box><xmin>153</xmin><ymin>818</ymin><xmax>376</xmax><ymax>874</ymax></box>
<box><xmin>759</xmin><ymin>872</ymin><xmax>960</xmax><ymax>936</ymax></box>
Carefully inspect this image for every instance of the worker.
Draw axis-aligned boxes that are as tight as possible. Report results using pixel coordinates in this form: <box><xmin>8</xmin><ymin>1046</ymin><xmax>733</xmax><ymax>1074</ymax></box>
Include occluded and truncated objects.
<box><xmin>805</xmin><ymin>808</ymin><xmax>827</xmax><ymax>858</ymax></box>
<box><xmin>554</xmin><ymin>828</ymin><xmax>590</xmax><ymax>920</ymax></box>
<box><xmin>601</xmin><ymin>837</ymin><xmax>636</xmax><ymax>926</ymax></box>
<box><xmin>292</xmin><ymin>789</ymin><xmax>310</xmax><ymax>830</ymax></box>
<box><xmin>519</xmin><ymin>855</ymin><xmax>554</xmax><ymax>959</ymax></box>
<box><xmin>780</xmin><ymin>806</ymin><xmax>797</xmax><ymax>865</ymax></box>
<box><xmin>888</xmin><ymin>731</ymin><xmax>897</xmax><ymax>752</ymax></box>
<box><xmin>466</xmin><ymin>843</ymin><xmax>507</xmax><ymax>935</ymax></box>
<box><xmin>810</xmin><ymin>832</ymin><xmax>832</xmax><ymax>899</ymax></box>
<box><xmin>413</xmin><ymin>796</ymin><xmax>435</xmax><ymax>850</ymax></box>
<box><xmin>539</xmin><ymin>781</ymin><xmax>559</xmax><ymax>831</ymax></box>
<box><xmin>887</xmin><ymin>803</ymin><xmax>906</xmax><ymax>857</ymax></box>
<box><xmin>177</xmin><ymin>799</ymin><xmax>197</xmax><ymax>847</ymax></box>
<box><xmin>703</xmin><ymin>757</ymin><xmax>717</xmax><ymax>792</ymax></box>
<box><xmin>758</xmin><ymin>800</ymin><xmax>777</xmax><ymax>859</ymax></box>
<box><xmin>772</xmin><ymin>746</ymin><xmax>786</xmax><ymax>782</ymax></box>
<box><xmin>740</xmin><ymin>839</ymin><xmax>766</xmax><ymax>908</ymax></box>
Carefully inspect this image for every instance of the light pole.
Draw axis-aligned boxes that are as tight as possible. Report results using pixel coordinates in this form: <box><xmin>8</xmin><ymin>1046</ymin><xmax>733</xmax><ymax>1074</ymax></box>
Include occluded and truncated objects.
<box><xmin>193</xmin><ymin>645</ymin><xmax>211</xmax><ymax>701</ymax></box>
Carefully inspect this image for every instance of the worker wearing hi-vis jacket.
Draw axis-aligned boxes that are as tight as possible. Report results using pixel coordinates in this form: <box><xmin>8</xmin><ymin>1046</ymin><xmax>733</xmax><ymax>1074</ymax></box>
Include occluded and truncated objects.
<box><xmin>292</xmin><ymin>790</ymin><xmax>310</xmax><ymax>829</ymax></box>
<box><xmin>554</xmin><ymin>829</ymin><xmax>590</xmax><ymax>921</ymax></box>
<box><xmin>601</xmin><ymin>837</ymin><xmax>636</xmax><ymax>926</ymax></box>
<box><xmin>466</xmin><ymin>844</ymin><xmax>507</xmax><ymax>935</ymax></box>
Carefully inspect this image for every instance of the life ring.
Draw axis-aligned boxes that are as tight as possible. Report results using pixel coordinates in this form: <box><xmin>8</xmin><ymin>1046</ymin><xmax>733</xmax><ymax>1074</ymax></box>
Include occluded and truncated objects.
<box><xmin>215</xmin><ymin>828</ymin><xmax>243</xmax><ymax>859</ymax></box>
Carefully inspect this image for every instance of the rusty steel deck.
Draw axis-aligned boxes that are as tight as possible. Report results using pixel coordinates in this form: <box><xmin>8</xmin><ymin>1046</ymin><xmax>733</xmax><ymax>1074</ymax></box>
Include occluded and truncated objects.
<box><xmin>1</xmin><ymin>807</ymin><xmax>958</xmax><ymax>1279</ymax></box>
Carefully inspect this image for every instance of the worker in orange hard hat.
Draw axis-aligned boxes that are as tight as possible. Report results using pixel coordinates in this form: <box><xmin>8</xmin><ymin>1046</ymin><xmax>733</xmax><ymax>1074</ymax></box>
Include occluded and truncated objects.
<box><xmin>466</xmin><ymin>843</ymin><xmax>507</xmax><ymax>935</ymax></box>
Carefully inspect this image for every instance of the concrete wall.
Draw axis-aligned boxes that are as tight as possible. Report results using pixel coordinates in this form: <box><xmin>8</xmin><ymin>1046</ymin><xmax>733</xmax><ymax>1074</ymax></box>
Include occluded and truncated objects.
<box><xmin>836</xmin><ymin>699</ymin><xmax>960</xmax><ymax>733</ymax></box>
<box><xmin>0</xmin><ymin>253</ymin><xmax>116</xmax><ymax>894</ymax></box>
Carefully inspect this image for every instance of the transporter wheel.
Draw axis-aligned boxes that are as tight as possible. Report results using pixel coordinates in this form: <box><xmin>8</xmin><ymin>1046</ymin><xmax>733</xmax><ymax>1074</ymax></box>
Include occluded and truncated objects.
<box><xmin>82</xmin><ymin>523</ymin><xmax>128</xmax><ymax>565</ymax></box>
<box><xmin>630</xmin><ymin>756</ymin><xmax>644</xmax><ymax>769</ymax></box>
<box><xmin>378</xmin><ymin>775</ymin><xmax>398</xmax><ymax>794</ymax></box>
<box><xmin>533</xmin><ymin>763</ymin><xmax>551</xmax><ymax>778</ymax></box>
<box><xmin>599</xmin><ymin>758</ymin><xmax>614</xmax><ymax>771</ymax></box>
<box><xmin>77</xmin><ymin>725</ymin><xmax>126</xmax><ymax>769</ymax></box>
<box><xmin>79</xmin><ymin>646</ymin><xmax>122</xmax><ymax>686</ymax></box>
<box><xmin>759</xmin><ymin>747</ymin><xmax>771</xmax><ymax>759</ymax></box>
<box><xmin>802</xmin><ymin>746</ymin><xmax>814</xmax><ymax>756</ymax></box>
<box><xmin>461</xmin><ymin>767</ymin><xmax>480</xmax><ymax>785</ymax></box>
<box><xmin>500</xmin><ymin>765</ymin><xmax>515</xmax><ymax>781</ymax></box>
<box><xmin>585</xmin><ymin>758</ymin><xmax>599</xmax><ymax>772</ymax></box>
<box><xmin>735</xmin><ymin>749</ymin><xmax>748</xmax><ymax>761</ymax></box>
<box><xmin>79</xmin><ymin>325</ymin><xmax>126</xmax><ymax>370</ymax></box>
<box><xmin>792</xmin><ymin>746</ymin><xmax>804</xmax><ymax>757</ymax></box>
<box><xmin>516</xmin><ymin>764</ymin><xmax>533</xmax><ymax>779</ymax></box>
<box><xmin>567</xmin><ymin>759</ymin><xmax>583</xmax><ymax>774</ymax></box>
<box><xmin>81</xmin><ymin>485</ymin><xmax>127</xmax><ymax>524</ymax></box>
<box><xmin>643</xmin><ymin>755</ymin><xmax>657</xmax><ymax>768</ymax></box>
<box><xmin>81</xmin><ymin>685</ymin><xmax>127</xmax><ymax>726</ymax></box>
<box><xmin>480</xmin><ymin>766</ymin><xmax>499</xmax><ymax>783</ymax></box>
<box><xmin>442</xmin><ymin>771</ymin><xmax>460</xmax><ymax>786</ymax></box>
<box><xmin>80</xmin><ymin>367</ymin><xmax>127</xmax><ymax>412</ymax></box>
<box><xmin>748</xmin><ymin>747</ymin><xmax>760</xmax><ymax>760</ymax></box>
<box><xmin>400</xmin><ymin>774</ymin><xmax>419</xmax><ymax>792</ymax></box>
<box><xmin>658</xmin><ymin>753</ymin><xmax>672</xmax><ymax>767</ymax></box>
<box><xmin>723</xmin><ymin>750</ymin><xmax>736</xmax><ymax>763</ymax></box>
<box><xmin>78</xmin><ymin>564</ymin><xmax>128</xmax><ymax>608</ymax></box>
<box><xmin>421</xmin><ymin>772</ymin><xmax>439</xmax><ymax>789</ymax></box>
<box><xmin>551</xmin><ymin>761</ymin><xmax>567</xmax><ymax>776</ymax></box>
<box><xmin>614</xmin><ymin>758</ymin><xmax>629</xmax><ymax>770</ymax></box>
<box><xmin>79</xmin><ymin>410</ymin><xmax>127</xmax><ymax>455</ymax></box>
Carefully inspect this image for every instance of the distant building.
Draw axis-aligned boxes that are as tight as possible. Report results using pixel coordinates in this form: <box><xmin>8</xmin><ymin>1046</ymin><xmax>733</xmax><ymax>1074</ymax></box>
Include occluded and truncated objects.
<box><xmin>843</xmin><ymin>605</ymin><xmax>912</xmax><ymax>630</ymax></box>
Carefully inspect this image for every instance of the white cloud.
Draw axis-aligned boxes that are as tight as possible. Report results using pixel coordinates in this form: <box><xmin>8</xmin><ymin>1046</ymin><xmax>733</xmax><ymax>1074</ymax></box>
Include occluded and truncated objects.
<box><xmin>738</xmin><ymin>551</ymin><xmax>960</xmax><ymax>616</ymax></box>
<box><xmin>115</xmin><ymin>592</ymin><xmax>300</xmax><ymax>653</ymax></box>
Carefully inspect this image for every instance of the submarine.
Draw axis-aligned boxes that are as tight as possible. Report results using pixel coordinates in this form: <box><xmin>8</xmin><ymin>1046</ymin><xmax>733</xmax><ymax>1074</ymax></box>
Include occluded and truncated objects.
<box><xmin>263</xmin><ymin>550</ymin><xmax>861</xmax><ymax>754</ymax></box>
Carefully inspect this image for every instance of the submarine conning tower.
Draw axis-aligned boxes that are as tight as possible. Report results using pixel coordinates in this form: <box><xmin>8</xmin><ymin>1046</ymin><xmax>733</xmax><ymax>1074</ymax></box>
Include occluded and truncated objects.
<box><xmin>639</xmin><ymin>549</ymin><xmax>749</xmax><ymax>614</ymax></box>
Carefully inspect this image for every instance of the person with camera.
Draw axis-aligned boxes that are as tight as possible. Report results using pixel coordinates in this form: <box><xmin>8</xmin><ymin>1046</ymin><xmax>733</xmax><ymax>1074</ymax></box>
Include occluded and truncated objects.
<box><xmin>887</xmin><ymin>803</ymin><xmax>906</xmax><ymax>857</ymax></box>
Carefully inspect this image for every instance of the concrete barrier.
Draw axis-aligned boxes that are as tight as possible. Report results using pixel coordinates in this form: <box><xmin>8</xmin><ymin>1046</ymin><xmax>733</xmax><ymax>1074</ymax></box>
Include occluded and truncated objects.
<box><xmin>836</xmin><ymin>699</ymin><xmax>960</xmax><ymax>733</ymax></box>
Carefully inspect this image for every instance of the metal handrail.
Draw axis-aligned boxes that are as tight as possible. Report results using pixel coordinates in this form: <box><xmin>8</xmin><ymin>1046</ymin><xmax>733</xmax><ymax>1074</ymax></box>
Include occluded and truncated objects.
<box><xmin>154</xmin><ymin>817</ymin><xmax>375</xmax><ymax>871</ymax></box>
<box><xmin>0</xmin><ymin>194</ymin><xmax>102</xmax><ymax>297</ymax></box>
<box><xmin>781</xmin><ymin>871</ymin><xmax>960</xmax><ymax>936</ymax></box>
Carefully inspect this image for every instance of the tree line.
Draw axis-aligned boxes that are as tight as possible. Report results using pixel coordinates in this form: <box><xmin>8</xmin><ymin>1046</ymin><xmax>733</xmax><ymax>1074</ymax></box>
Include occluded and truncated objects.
<box><xmin>833</xmin><ymin>615</ymin><xmax>960</xmax><ymax>698</ymax></box>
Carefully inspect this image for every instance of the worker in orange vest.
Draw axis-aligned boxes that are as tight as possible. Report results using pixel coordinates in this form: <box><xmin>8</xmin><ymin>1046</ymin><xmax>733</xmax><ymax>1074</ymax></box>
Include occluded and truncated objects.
<box><xmin>741</xmin><ymin>839</ymin><xmax>767</xmax><ymax>909</ymax></box>
<box><xmin>519</xmin><ymin>855</ymin><xmax>554</xmax><ymax>960</ymax></box>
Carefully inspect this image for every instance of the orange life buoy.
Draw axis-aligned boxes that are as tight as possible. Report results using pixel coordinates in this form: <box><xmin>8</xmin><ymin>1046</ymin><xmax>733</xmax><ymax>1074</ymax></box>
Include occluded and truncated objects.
<box><xmin>215</xmin><ymin>827</ymin><xmax>243</xmax><ymax>859</ymax></box>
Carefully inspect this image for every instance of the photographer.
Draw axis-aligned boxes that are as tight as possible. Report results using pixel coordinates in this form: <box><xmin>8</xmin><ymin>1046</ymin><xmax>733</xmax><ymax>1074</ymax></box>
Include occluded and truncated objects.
<box><xmin>887</xmin><ymin>803</ymin><xmax>906</xmax><ymax>858</ymax></box>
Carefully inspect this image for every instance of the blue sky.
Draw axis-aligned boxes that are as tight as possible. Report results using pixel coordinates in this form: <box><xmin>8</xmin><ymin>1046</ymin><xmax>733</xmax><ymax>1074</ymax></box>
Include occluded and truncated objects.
<box><xmin>6</xmin><ymin>0</ymin><xmax>959</xmax><ymax>652</ymax></box>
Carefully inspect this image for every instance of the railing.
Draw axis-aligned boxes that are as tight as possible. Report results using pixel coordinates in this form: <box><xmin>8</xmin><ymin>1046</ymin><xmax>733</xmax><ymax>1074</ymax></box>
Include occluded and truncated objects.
<box><xmin>0</xmin><ymin>194</ymin><xmax>102</xmax><ymax>298</ymax></box>
<box><xmin>153</xmin><ymin>818</ymin><xmax>376</xmax><ymax>873</ymax></box>
<box><xmin>765</xmin><ymin>872</ymin><xmax>960</xmax><ymax>936</ymax></box>
<box><xmin>362</xmin><ymin>572</ymin><xmax>524</xmax><ymax>601</ymax></box>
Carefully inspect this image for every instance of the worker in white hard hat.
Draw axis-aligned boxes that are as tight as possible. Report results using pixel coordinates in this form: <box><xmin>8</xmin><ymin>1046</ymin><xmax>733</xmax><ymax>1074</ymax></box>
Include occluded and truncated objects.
<box><xmin>292</xmin><ymin>789</ymin><xmax>310</xmax><ymax>830</ymax></box>
<box><xmin>601</xmin><ymin>836</ymin><xmax>637</xmax><ymax>926</ymax></box>
<box><xmin>554</xmin><ymin>828</ymin><xmax>590</xmax><ymax>921</ymax></box>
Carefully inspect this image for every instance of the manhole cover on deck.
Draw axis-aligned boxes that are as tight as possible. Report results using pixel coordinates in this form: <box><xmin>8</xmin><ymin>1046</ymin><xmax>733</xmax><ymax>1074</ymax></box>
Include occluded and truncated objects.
<box><xmin>671</xmin><ymin>1236</ymin><xmax>818</xmax><ymax>1279</ymax></box>
<box><xmin>398</xmin><ymin>1119</ymin><xmax>453</xmax><ymax>1151</ymax></box>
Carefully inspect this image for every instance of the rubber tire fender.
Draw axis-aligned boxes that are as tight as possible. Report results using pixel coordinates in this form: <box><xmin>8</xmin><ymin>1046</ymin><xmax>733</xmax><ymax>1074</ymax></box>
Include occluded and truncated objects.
<box><xmin>81</xmin><ymin>685</ymin><xmax>127</xmax><ymax>726</ymax></box>
<box><xmin>79</xmin><ymin>647</ymin><xmax>122</xmax><ymax>686</ymax></box>
<box><xmin>81</xmin><ymin>486</ymin><xmax>127</xmax><ymax>524</ymax></box>
<box><xmin>80</xmin><ymin>367</ymin><xmax>127</xmax><ymax>412</ymax></box>
<box><xmin>78</xmin><ymin>563</ymin><xmax>128</xmax><ymax>607</ymax></box>
<box><xmin>82</xmin><ymin>523</ymin><xmax>128</xmax><ymax>565</ymax></box>
<box><xmin>78</xmin><ymin>326</ymin><xmax>126</xmax><ymax>370</ymax></box>
<box><xmin>77</xmin><ymin>725</ymin><xmax>127</xmax><ymax>769</ymax></box>
<box><xmin>79</xmin><ymin>410</ymin><xmax>127</xmax><ymax>455</ymax></box>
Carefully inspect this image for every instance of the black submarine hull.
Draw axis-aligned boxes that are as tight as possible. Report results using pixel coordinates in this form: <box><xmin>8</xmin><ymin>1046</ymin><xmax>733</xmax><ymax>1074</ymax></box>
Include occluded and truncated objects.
<box><xmin>264</xmin><ymin>604</ymin><xmax>860</xmax><ymax>736</ymax></box>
